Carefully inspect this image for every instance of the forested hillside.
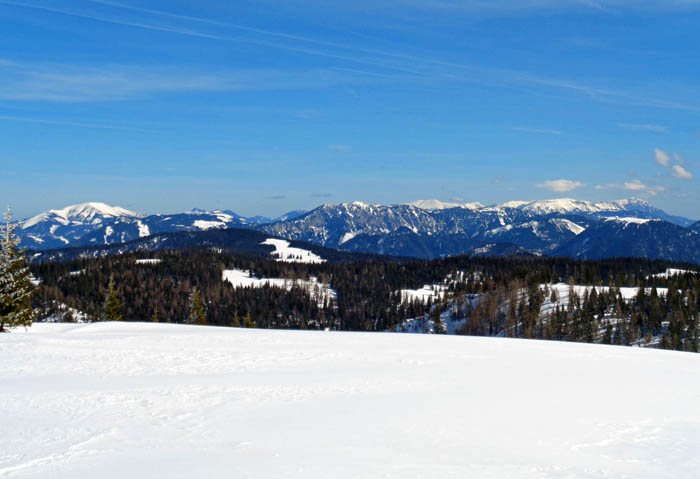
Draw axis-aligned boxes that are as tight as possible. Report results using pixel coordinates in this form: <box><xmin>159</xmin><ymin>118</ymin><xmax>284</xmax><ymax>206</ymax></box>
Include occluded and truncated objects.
<box><xmin>30</xmin><ymin>251</ymin><xmax>700</xmax><ymax>352</ymax></box>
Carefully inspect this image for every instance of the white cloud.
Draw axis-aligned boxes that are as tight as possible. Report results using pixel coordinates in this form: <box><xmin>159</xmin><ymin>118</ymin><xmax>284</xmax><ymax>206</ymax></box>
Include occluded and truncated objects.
<box><xmin>595</xmin><ymin>180</ymin><xmax>666</xmax><ymax>196</ymax></box>
<box><xmin>671</xmin><ymin>164</ymin><xmax>693</xmax><ymax>180</ymax></box>
<box><xmin>622</xmin><ymin>179</ymin><xmax>647</xmax><ymax>191</ymax></box>
<box><xmin>674</xmin><ymin>153</ymin><xmax>686</xmax><ymax>165</ymax></box>
<box><xmin>536</xmin><ymin>179</ymin><xmax>585</xmax><ymax>193</ymax></box>
<box><xmin>654</xmin><ymin>148</ymin><xmax>671</xmax><ymax>167</ymax></box>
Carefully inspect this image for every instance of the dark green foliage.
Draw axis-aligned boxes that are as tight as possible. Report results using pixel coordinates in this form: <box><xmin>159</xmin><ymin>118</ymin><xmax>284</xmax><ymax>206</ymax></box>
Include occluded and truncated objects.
<box><xmin>188</xmin><ymin>287</ymin><xmax>207</xmax><ymax>325</ymax></box>
<box><xmin>27</xmin><ymin>249</ymin><xmax>700</xmax><ymax>352</ymax></box>
<box><xmin>1</xmin><ymin>207</ymin><xmax>36</xmax><ymax>331</ymax></box>
<box><xmin>103</xmin><ymin>277</ymin><xmax>123</xmax><ymax>322</ymax></box>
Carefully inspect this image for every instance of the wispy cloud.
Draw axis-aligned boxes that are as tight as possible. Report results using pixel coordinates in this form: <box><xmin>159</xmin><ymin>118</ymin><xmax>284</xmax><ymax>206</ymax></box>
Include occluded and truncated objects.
<box><xmin>2</xmin><ymin>0</ymin><xmax>696</xmax><ymax>112</ymax></box>
<box><xmin>0</xmin><ymin>115</ymin><xmax>157</xmax><ymax>133</ymax></box>
<box><xmin>329</xmin><ymin>144</ymin><xmax>352</xmax><ymax>151</ymax></box>
<box><xmin>654</xmin><ymin>148</ymin><xmax>694</xmax><ymax>180</ymax></box>
<box><xmin>512</xmin><ymin>127</ymin><xmax>561</xmax><ymax>135</ymax></box>
<box><xmin>596</xmin><ymin>179</ymin><xmax>666</xmax><ymax>196</ymax></box>
<box><xmin>537</xmin><ymin>179</ymin><xmax>585</xmax><ymax>193</ymax></box>
<box><xmin>654</xmin><ymin>148</ymin><xmax>671</xmax><ymax>167</ymax></box>
<box><xmin>618</xmin><ymin>123</ymin><xmax>667</xmax><ymax>133</ymax></box>
<box><xmin>671</xmin><ymin>164</ymin><xmax>693</xmax><ymax>180</ymax></box>
<box><xmin>265</xmin><ymin>195</ymin><xmax>286</xmax><ymax>200</ymax></box>
<box><xmin>311</xmin><ymin>193</ymin><xmax>333</xmax><ymax>198</ymax></box>
<box><xmin>0</xmin><ymin>61</ymin><xmax>373</xmax><ymax>102</ymax></box>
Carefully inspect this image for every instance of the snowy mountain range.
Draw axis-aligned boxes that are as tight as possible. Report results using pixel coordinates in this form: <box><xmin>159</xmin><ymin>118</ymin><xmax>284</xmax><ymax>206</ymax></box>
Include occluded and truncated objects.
<box><xmin>15</xmin><ymin>202</ymin><xmax>306</xmax><ymax>251</ymax></box>
<box><xmin>14</xmin><ymin>198</ymin><xmax>700</xmax><ymax>264</ymax></box>
<box><xmin>261</xmin><ymin>198</ymin><xmax>697</xmax><ymax>259</ymax></box>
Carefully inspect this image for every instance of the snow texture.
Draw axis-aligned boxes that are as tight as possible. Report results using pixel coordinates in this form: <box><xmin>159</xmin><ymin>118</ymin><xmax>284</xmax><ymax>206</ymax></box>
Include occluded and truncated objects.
<box><xmin>2</xmin><ymin>322</ymin><xmax>700</xmax><ymax>478</ymax></box>
<box><xmin>400</xmin><ymin>284</ymin><xmax>447</xmax><ymax>303</ymax></box>
<box><xmin>261</xmin><ymin>238</ymin><xmax>325</xmax><ymax>264</ymax></box>
<box><xmin>222</xmin><ymin>268</ymin><xmax>335</xmax><ymax>304</ymax></box>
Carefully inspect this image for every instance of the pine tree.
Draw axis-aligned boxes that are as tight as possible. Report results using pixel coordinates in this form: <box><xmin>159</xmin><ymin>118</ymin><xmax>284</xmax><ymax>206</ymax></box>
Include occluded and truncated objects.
<box><xmin>230</xmin><ymin>310</ymin><xmax>241</xmax><ymax>327</ymax></box>
<box><xmin>151</xmin><ymin>307</ymin><xmax>159</xmax><ymax>323</ymax></box>
<box><xmin>188</xmin><ymin>287</ymin><xmax>207</xmax><ymax>325</ymax></box>
<box><xmin>243</xmin><ymin>312</ymin><xmax>256</xmax><ymax>328</ymax></box>
<box><xmin>0</xmin><ymin>206</ymin><xmax>36</xmax><ymax>332</ymax></box>
<box><xmin>103</xmin><ymin>276</ymin><xmax>123</xmax><ymax>321</ymax></box>
<box><xmin>432</xmin><ymin>307</ymin><xmax>446</xmax><ymax>334</ymax></box>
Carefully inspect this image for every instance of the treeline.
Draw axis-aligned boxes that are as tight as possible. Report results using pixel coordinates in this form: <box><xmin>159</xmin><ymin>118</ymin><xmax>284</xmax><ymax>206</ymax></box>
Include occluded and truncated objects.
<box><xmin>30</xmin><ymin>250</ymin><xmax>700</xmax><ymax>351</ymax></box>
<box><xmin>450</xmin><ymin>277</ymin><xmax>700</xmax><ymax>352</ymax></box>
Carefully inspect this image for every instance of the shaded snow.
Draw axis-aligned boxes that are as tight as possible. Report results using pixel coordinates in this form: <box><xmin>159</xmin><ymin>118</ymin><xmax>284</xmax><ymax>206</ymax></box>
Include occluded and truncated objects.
<box><xmin>2</xmin><ymin>322</ymin><xmax>700</xmax><ymax>478</ymax></box>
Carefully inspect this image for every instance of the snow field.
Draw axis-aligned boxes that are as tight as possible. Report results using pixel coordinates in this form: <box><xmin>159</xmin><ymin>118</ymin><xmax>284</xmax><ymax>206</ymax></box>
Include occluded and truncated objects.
<box><xmin>261</xmin><ymin>238</ymin><xmax>325</xmax><ymax>264</ymax></box>
<box><xmin>222</xmin><ymin>268</ymin><xmax>336</xmax><ymax>304</ymax></box>
<box><xmin>2</xmin><ymin>322</ymin><xmax>700</xmax><ymax>478</ymax></box>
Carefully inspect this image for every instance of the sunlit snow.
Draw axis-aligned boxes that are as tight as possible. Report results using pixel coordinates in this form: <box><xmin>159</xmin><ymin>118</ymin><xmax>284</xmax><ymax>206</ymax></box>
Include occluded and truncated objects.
<box><xmin>2</xmin><ymin>322</ymin><xmax>699</xmax><ymax>478</ymax></box>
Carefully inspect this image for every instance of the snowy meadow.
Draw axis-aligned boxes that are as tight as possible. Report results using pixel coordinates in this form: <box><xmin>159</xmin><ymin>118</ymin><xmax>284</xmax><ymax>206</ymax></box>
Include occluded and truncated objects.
<box><xmin>2</xmin><ymin>322</ymin><xmax>700</xmax><ymax>478</ymax></box>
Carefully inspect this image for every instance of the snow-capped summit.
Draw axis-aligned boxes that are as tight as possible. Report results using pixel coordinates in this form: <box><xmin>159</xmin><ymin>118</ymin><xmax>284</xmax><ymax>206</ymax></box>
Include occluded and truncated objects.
<box><xmin>496</xmin><ymin>198</ymin><xmax>651</xmax><ymax>216</ymax></box>
<box><xmin>22</xmin><ymin>202</ymin><xmax>140</xmax><ymax>229</ymax></box>
<box><xmin>409</xmin><ymin>199</ymin><xmax>484</xmax><ymax>211</ymax></box>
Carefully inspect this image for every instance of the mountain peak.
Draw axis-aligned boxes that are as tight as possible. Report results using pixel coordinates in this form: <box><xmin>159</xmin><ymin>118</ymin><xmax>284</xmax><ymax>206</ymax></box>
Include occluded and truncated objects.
<box><xmin>23</xmin><ymin>202</ymin><xmax>140</xmax><ymax>228</ymax></box>
<box><xmin>409</xmin><ymin>199</ymin><xmax>484</xmax><ymax>211</ymax></box>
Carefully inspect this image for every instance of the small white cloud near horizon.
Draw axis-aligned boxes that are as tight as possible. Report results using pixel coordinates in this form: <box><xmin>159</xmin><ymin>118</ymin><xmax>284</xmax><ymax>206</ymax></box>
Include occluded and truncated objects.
<box><xmin>537</xmin><ymin>179</ymin><xmax>585</xmax><ymax>193</ymax></box>
<box><xmin>596</xmin><ymin>179</ymin><xmax>666</xmax><ymax>196</ymax></box>
<box><xmin>672</xmin><ymin>164</ymin><xmax>693</xmax><ymax>180</ymax></box>
<box><xmin>654</xmin><ymin>148</ymin><xmax>671</xmax><ymax>167</ymax></box>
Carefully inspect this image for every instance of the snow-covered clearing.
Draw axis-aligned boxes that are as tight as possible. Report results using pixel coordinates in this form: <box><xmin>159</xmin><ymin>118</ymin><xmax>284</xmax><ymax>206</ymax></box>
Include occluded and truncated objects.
<box><xmin>650</xmin><ymin>268</ymin><xmax>697</xmax><ymax>279</ymax></box>
<box><xmin>400</xmin><ymin>284</ymin><xmax>447</xmax><ymax>303</ymax></box>
<box><xmin>135</xmin><ymin>259</ymin><xmax>161</xmax><ymax>265</ymax></box>
<box><xmin>223</xmin><ymin>268</ymin><xmax>335</xmax><ymax>304</ymax></box>
<box><xmin>261</xmin><ymin>238</ymin><xmax>325</xmax><ymax>264</ymax></box>
<box><xmin>2</xmin><ymin>322</ymin><xmax>700</xmax><ymax>478</ymax></box>
<box><xmin>541</xmin><ymin>283</ymin><xmax>668</xmax><ymax>314</ymax></box>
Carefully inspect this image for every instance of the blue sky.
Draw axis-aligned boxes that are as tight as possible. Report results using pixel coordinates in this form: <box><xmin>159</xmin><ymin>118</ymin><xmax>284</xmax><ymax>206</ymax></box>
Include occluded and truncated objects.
<box><xmin>1</xmin><ymin>0</ymin><xmax>699</xmax><ymax>220</ymax></box>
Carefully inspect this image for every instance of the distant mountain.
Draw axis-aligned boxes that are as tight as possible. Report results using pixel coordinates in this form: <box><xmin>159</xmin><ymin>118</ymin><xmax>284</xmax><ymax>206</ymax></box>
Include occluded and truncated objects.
<box><xmin>16</xmin><ymin>199</ymin><xmax>699</xmax><ymax>264</ymax></box>
<box><xmin>27</xmin><ymin>227</ymin><xmax>379</xmax><ymax>264</ymax></box>
<box><xmin>690</xmin><ymin>221</ymin><xmax>700</xmax><ymax>235</ymax></box>
<box><xmin>17</xmin><ymin>203</ymin><xmax>249</xmax><ymax>251</ymax></box>
<box><xmin>553</xmin><ymin>217</ymin><xmax>700</xmax><ymax>263</ymax></box>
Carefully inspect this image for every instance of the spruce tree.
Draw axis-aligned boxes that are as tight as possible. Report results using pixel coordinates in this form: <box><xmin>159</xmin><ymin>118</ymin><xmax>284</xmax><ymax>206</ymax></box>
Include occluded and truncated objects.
<box><xmin>151</xmin><ymin>307</ymin><xmax>159</xmax><ymax>323</ymax></box>
<box><xmin>104</xmin><ymin>276</ymin><xmax>123</xmax><ymax>321</ymax></box>
<box><xmin>188</xmin><ymin>287</ymin><xmax>207</xmax><ymax>325</ymax></box>
<box><xmin>0</xmin><ymin>207</ymin><xmax>36</xmax><ymax>332</ymax></box>
<box><xmin>432</xmin><ymin>307</ymin><xmax>446</xmax><ymax>334</ymax></box>
<box><xmin>231</xmin><ymin>310</ymin><xmax>240</xmax><ymax>327</ymax></box>
<box><xmin>243</xmin><ymin>312</ymin><xmax>256</xmax><ymax>328</ymax></box>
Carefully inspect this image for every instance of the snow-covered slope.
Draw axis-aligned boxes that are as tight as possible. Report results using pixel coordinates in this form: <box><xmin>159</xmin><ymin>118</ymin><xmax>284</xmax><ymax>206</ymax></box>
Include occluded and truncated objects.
<box><xmin>408</xmin><ymin>199</ymin><xmax>484</xmax><ymax>210</ymax></box>
<box><xmin>3</xmin><ymin>322</ymin><xmax>700</xmax><ymax>478</ymax></box>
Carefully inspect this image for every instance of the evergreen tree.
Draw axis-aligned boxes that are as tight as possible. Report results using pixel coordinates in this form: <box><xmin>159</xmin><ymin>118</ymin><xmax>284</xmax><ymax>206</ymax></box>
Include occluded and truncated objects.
<box><xmin>188</xmin><ymin>287</ymin><xmax>207</xmax><ymax>325</ymax></box>
<box><xmin>231</xmin><ymin>310</ymin><xmax>241</xmax><ymax>327</ymax></box>
<box><xmin>243</xmin><ymin>312</ymin><xmax>256</xmax><ymax>328</ymax></box>
<box><xmin>104</xmin><ymin>276</ymin><xmax>123</xmax><ymax>321</ymax></box>
<box><xmin>432</xmin><ymin>307</ymin><xmax>446</xmax><ymax>334</ymax></box>
<box><xmin>0</xmin><ymin>206</ymin><xmax>36</xmax><ymax>332</ymax></box>
<box><xmin>151</xmin><ymin>307</ymin><xmax>159</xmax><ymax>323</ymax></box>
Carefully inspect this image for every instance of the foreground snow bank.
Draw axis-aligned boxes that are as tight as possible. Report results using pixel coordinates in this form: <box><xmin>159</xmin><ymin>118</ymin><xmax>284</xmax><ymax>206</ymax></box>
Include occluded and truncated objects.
<box><xmin>2</xmin><ymin>323</ymin><xmax>700</xmax><ymax>478</ymax></box>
